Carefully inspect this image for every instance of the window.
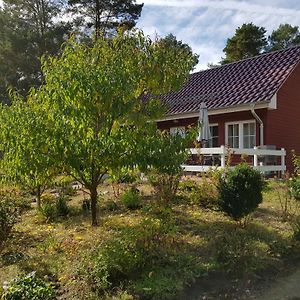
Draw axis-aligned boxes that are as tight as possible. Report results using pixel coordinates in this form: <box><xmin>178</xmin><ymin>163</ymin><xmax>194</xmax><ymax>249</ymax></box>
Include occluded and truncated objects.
<box><xmin>243</xmin><ymin>122</ymin><xmax>256</xmax><ymax>148</ymax></box>
<box><xmin>227</xmin><ymin>124</ymin><xmax>239</xmax><ymax>148</ymax></box>
<box><xmin>226</xmin><ymin>121</ymin><xmax>256</xmax><ymax>149</ymax></box>
<box><xmin>209</xmin><ymin>125</ymin><xmax>219</xmax><ymax>147</ymax></box>
<box><xmin>170</xmin><ymin>126</ymin><xmax>185</xmax><ymax>137</ymax></box>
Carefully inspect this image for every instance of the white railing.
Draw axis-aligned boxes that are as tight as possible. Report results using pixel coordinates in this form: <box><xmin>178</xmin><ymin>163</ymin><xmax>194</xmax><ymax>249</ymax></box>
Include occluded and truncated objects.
<box><xmin>182</xmin><ymin>145</ymin><xmax>286</xmax><ymax>175</ymax></box>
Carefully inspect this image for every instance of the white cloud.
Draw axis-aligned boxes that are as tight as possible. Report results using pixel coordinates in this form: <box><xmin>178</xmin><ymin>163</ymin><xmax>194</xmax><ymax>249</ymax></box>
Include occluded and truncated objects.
<box><xmin>137</xmin><ymin>0</ymin><xmax>300</xmax><ymax>71</ymax></box>
<box><xmin>138</xmin><ymin>0</ymin><xmax>300</xmax><ymax>18</ymax></box>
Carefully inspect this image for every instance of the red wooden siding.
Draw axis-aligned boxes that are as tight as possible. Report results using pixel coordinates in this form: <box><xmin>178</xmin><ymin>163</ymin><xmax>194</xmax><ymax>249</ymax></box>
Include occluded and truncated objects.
<box><xmin>157</xmin><ymin>109</ymin><xmax>267</xmax><ymax>148</ymax></box>
<box><xmin>265</xmin><ymin>62</ymin><xmax>300</xmax><ymax>173</ymax></box>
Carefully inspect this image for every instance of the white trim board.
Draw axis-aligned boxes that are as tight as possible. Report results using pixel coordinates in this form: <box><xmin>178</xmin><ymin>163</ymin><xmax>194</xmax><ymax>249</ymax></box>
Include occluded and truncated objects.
<box><xmin>156</xmin><ymin>99</ymin><xmax>275</xmax><ymax>122</ymax></box>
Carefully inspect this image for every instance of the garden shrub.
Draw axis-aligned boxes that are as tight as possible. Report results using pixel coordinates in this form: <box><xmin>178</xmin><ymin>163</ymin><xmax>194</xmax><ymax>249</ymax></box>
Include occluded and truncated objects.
<box><xmin>82</xmin><ymin>234</ymin><xmax>145</xmax><ymax>293</ymax></box>
<box><xmin>121</xmin><ymin>187</ymin><xmax>141</xmax><ymax>210</ymax></box>
<box><xmin>106</xmin><ymin>200</ymin><xmax>119</xmax><ymax>211</ymax></box>
<box><xmin>1</xmin><ymin>272</ymin><xmax>55</xmax><ymax>300</ymax></box>
<box><xmin>81</xmin><ymin>218</ymin><xmax>177</xmax><ymax>295</ymax></box>
<box><xmin>148</xmin><ymin>171</ymin><xmax>181</xmax><ymax>205</ymax></box>
<box><xmin>55</xmin><ymin>195</ymin><xmax>69</xmax><ymax>217</ymax></box>
<box><xmin>133</xmin><ymin>254</ymin><xmax>203</xmax><ymax>300</ymax></box>
<box><xmin>191</xmin><ymin>178</ymin><xmax>219</xmax><ymax>208</ymax></box>
<box><xmin>39</xmin><ymin>194</ymin><xmax>69</xmax><ymax>221</ymax></box>
<box><xmin>38</xmin><ymin>203</ymin><xmax>57</xmax><ymax>222</ymax></box>
<box><xmin>213</xmin><ymin>230</ymin><xmax>268</xmax><ymax>275</ymax></box>
<box><xmin>0</xmin><ymin>196</ymin><xmax>19</xmax><ymax>250</ymax></box>
<box><xmin>142</xmin><ymin>128</ymin><xmax>196</xmax><ymax>207</ymax></box>
<box><xmin>178</xmin><ymin>180</ymin><xmax>198</xmax><ymax>193</ymax></box>
<box><xmin>290</xmin><ymin>215</ymin><xmax>300</xmax><ymax>241</ymax></box>
<box><xmin>218</xmin><ymin>163</ymin><xmax>264</xmax><ymax>222</ymax></box>
<box><xmin>289</xmin><ymin>177</ymin><xmax>300</xmax><ymax>200</ymax></box>
<box><xmin>104</xmin><ymin>290</ymin><xmax>134</xmax><ymax>300</ymax></box>
<box><xmin>41</xmin><ymin>193</ymin><xmax>56</xmax><ymax>204</ymax></box>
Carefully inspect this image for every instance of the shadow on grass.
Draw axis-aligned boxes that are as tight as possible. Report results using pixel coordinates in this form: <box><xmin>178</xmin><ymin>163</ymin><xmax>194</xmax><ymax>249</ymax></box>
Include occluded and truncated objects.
<box><xmin>253</xmin><ymin>206</ymin><xmax>284</xmax><ymax>220</ymax></box>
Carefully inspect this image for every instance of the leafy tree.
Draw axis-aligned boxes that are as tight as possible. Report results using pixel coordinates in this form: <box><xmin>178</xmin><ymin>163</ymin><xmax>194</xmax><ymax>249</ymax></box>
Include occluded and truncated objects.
<box><xmin>0</xmin><ymin>94</ymin><xmax>58</xmax><ymax>208</ymax></box>
<box><xmin>26</xmin><ymin>30</ymin><xmax>196</xmax><ymax>225</ymax></box>
<box><xmin>221</xmin><ymin>23</ymin><xmax>267</xmax><ymax>64</ymax></box>
<box><xmin>67</xmin><ymin>0</ymin><xmax>143</xmax><ymax>37</ymax></box>
<box><xmin>0</xmin><ymin>0</ymin><xmax>71</xmax><ymax>103</ymax></box>
<box><xmin>267</xmin><ymin>23</ymin><xmax>300</xmax><ymax>52</ymax></box>
<box><xmin>141</xmin><ymin>128</ymin><xmax>195</xmax><ymax>205</ymax></box>
<box><xmin>157</xmin><ymin>34</ymin><xmax>199</xmax><ymax>68</ymax></box>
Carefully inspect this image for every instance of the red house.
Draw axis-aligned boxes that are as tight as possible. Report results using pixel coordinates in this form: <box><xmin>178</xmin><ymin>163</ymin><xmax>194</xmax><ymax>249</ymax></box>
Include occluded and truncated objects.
<box><xmin>157</xmin><ymin>45</ymin><xmax>300</xmax><ymax>174</ymax></box>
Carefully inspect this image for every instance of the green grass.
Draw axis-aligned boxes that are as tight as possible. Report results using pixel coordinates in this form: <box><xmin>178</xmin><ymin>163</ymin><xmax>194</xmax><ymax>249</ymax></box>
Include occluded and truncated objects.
<box><xmin>0</xmin><ymin>180</ymin><xmax>299</xmax><ymax>299</ymax></box>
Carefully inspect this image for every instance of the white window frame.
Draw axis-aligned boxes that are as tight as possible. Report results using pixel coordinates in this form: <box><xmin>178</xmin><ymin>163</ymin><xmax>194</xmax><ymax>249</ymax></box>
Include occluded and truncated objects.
<box><xmin>209</xmin><ymin>123</ymin><xmax>219</xmax><ymax>148</ymax></box>
<box><xmin>170</xmin><ymin>126</ymin><xmax>186</xmax><ymax>137</ymax></box>
<box><xmin>225</xmin><ymin>120</ymin><xmax>256</xmax><ymax>149</ymax></box>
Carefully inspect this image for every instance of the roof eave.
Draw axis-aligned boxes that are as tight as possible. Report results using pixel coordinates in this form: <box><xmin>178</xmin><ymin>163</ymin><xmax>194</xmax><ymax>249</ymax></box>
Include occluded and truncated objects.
<box><xmin>156</xmin><ymin>99</ymin><xmax>275</xmax><ymax>122</ymax></box>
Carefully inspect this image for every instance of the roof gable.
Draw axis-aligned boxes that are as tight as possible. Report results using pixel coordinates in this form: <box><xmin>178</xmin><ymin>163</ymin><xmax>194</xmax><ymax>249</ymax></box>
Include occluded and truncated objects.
<box><xmin>160</xmin><ymin>45</ymin><xmax>300</xmax><ymax>115</ymax></box>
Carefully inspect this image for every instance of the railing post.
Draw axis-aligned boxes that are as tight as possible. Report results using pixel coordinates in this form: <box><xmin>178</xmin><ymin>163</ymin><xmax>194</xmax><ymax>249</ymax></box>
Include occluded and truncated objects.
<box><xmin>220</xmin><ymin>145</ymin><xmax>226</xmax><ymax>168</ymax></box>
<box><xmin>253</xmin><ymin>146</ymin><xmax>258</xmax><ymax>168</ymax></box>
<box><xmin>281</xmin><ymin>148</ymin><xmax>285</xmax><ymax>177</ymax></box>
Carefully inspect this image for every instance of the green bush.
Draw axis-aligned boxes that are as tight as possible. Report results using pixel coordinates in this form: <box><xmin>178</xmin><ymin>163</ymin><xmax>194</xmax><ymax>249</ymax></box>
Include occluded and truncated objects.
<box><xmin>290</xmin><ymin>215</ymin><xmax>300</xmax><ymax>241</ymax></box>
<box><xmin>178</xmin><ymin>180</ymin><xmax>198</xmax><ymax>193</ymax></box>
<box><xmin>39</xmin><ymin>203</ymin><xmax>57</xmax><ymax>222</ymax></box>
<box><xmin>106</xmin><ymin>200</ymin><xmax>119</xmax><ymax>212</ymax></box>
<box><xmin>81</xmin><ymin>218</ymin><xmax>176</xmax><ymax>295</ymax></box>
<box><xmin>121</xmin><ymin>187</ymin><xmax>141</xmax><ymax>210</ymax></box>
<box><xmin>55</xmin><ymin>195</ymin><xmax>69</xmax><ymax>217</ymax></box>
<box><xmin>1</xmin><ymin>272</ymin><xmax>55</xmax><ymax>300</ymax></box>
<box><xmin>148</xmin><ymin>171</ymin><xmax>181</xmax><ymax>205</ymax></box>
<box><xmin>191</xmin><ymin>179</ymin><xmax>219</xmax><ymax>208</ymax></box>
<box><xmin>218</xmin><ymin>163</ymin><xmax>264</xmax><ymax>222</ymax></box>
<box><xmin>289</xmin><ymin>177</ymin><xmax>300</xmax><ymax>200</ymax></box>
<box><xmin>39</xmin><ymin>194</ymin><xmax>69</xmax><ymax>221</ymax></box>
<box><xmin>0</xmin><ymin>196</ymin><xmax>19</xmax><ymax>249</ymax></box>
<box><xmin>82</xmin><ymin>233</ymin><xmax>145</xmax><ymax>293</ymax></box>
<box><xmin>133</xmin><ymin>255</ymin><xmax>203</xmax><ymax>300</ymax></box>
<box><xmin>213</xmin><ymin>230</ymin><xmax>268</xmax><ymax>275</ymax></box>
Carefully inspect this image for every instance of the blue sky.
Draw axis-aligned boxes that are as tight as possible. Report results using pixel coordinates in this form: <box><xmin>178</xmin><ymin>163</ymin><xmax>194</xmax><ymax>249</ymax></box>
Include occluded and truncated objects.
<box><xmin>136</xmin><ymin>0</ymin><xmax>300</xmax><ymax>71</ymax></box>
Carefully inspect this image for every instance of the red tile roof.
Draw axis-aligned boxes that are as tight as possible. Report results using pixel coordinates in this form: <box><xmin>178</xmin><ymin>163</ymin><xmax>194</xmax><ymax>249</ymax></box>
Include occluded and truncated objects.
<box><xmin>159</xmin><ymin>45</ymin><xmax>300</xmax><ymax>115</ymax></box>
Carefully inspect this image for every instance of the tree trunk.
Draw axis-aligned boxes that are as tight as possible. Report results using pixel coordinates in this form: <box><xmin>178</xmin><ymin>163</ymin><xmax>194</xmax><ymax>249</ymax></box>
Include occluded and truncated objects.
<box><xmin>36</xmin><ymin>186</ymin><xmax>41</xmax><ymax>209</ymax></box>
<box><xmin>90</xmin><ymin>184</ymin><xmax>98</xmax><ymax>226</ymax></box>
<box><xmin>95</xmin><ymin>0</ymin><xmax>100</xmax><ymax>39</ymax></box>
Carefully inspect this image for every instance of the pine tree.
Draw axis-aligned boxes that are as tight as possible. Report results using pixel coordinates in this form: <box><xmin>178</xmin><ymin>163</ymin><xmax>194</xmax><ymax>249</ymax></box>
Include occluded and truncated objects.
<box><xmin>68</xmin><ymin>0</ymin><xmax>143</xmax><ymax>38</ymax></box>
<box><xmin>0</xmin><ymin>0</ymin><xmax>70</xmax><ymax>103</ymax></box>
<box><xmin>268</xmin><ymin>24</ymin><xmax>300</xmax><ymax>52</ymax></box>
<box><xmin>221</xmin><ymin>23</ymin><xmax>267</xmax><ymax>64</ymax></box>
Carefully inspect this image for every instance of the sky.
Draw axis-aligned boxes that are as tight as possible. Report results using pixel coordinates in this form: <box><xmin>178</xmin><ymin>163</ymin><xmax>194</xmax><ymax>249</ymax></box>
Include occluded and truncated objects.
<box><xmin>136</xmin><ymin>0</ymin><xmax>300</xmax><ymax>71</ymax></box>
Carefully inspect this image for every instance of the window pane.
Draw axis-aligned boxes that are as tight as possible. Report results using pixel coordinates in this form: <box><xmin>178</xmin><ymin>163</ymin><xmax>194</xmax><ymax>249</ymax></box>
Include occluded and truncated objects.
<box><xmin>212</xmin><ymin>137</ymin><xmax>218</xmax><ymax>147</ymax></box>
<box><xmin>249</xmin><ymin>123</ymin><xmax>255</xmax><ymax>135</ymax></box>
<box><xmin>242</xmin><ymin>122</ymin><xmax>256</xmax><ymax>148</ymax></box>
<box><xmin>234</xmin><ymin>124</ymin><xmax>239</xmax><ymax>137</ymax></box>
<box><xmin>227</xmin><ymin>124</ymin><xmax>239</xmax><ymax>147</ymax></box>
<box><xmin>243</xmin><ymin>123</ymin><xmax>249</xmax><ymax>136</ymax></box>
<box><xmin>249</xmin><ymin>135</ymin><xmax>255</xmax><ymax>148</ymax></box>
<box><xmin>209</xmin><ymin>125</ymin><xmax>219</xmax><ymax>147</ymax></box>
<box><xmin>244</xmin><ymin>136</ymin><xmax>250</xmax><ymax>148</ymax></box>
<box><xmin>234</xmin><ymin>137</ymin><xmax>239</xmax><ymax>148</ymax></box>
<box><xmin>228</xmin><ymin>125</ymin><xmax>233</xmax><ymax>136</ymax></box>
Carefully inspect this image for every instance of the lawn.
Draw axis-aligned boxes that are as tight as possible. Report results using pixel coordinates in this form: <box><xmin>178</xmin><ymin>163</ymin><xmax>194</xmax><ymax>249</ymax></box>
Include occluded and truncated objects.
<box><xmin>0</xmin><ymin>179</ymin><xmax>300</xmax><ymax>300</ymax></box>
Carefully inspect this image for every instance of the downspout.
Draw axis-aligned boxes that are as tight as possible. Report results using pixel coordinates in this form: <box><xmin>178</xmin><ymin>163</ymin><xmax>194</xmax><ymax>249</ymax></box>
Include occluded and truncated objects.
<box><xmin>251</xmin><ymin>104</ymin><xmax>264</xmax><ymax>146</ymax></box>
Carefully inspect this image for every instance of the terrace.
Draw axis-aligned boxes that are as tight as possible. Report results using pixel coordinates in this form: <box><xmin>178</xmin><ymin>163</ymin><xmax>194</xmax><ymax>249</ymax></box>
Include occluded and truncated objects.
<box><xmin>183</xmin><ymin>145</ymin><xmax>286</xmax><ymax>176</ymax></box>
